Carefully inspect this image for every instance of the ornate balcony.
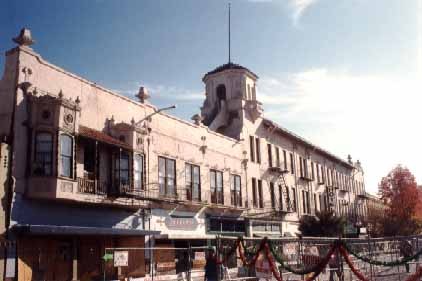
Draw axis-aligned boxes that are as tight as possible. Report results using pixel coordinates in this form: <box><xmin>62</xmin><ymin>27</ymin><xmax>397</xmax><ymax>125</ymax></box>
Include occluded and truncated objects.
<box><xmin>77</xmin><ymin>177</ymin><xmax>107</xmax><ymax>195</ymax></box>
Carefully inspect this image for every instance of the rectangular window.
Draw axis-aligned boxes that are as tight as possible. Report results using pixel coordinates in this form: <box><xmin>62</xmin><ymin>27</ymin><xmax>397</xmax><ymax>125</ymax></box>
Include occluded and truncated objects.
<box><xmin>210</xmin><ymin>170</ymin><xmax>224</xmax><ymax>204</ymax></box>
<box><xmin>267</xmin><ymin>143</ymin><xmax>273</xmax><ymax>168</ymax></box>
<box><xmin>283</xmin><ymin>150</ymin><xmax>288</xmax><ymax>171</ymax></box>
<box><xmin>230</xmin><ymin>174</ymin><xmax>241</xmax><ymax>206</ymax></box>
<box><xmin>319</xmin><ymin>194</ymin><xmax>323</xmax><ymax>211</ymax></box>
<box><xmin>301</xmin><ymin>190</ymin><xmax>310</xmax><ymax>214</ymax></box>
<box><xmin>158</xmin><ymin>156</ymin><xmax>176</xmax><ymax>196</ymax></box>
<box><xmin>314</xmin><ymin>193</ymin><xmax>318</xmax><ymax>213</ymax></box>
<box><xmin>252</xmin><ymin>178</ymin><xmax>257</xmax><ymax>208</ymax></box>
<box><xmin>316</xmin><ymin>164</ymin><xmax>320</xmax><ymax>182</ymax></box>
<box><xmin>34</xmin><ymin>132</ymin><xmax>53</xmax><ymax>176</ymax></box>
<box><xmin>255</xmin><ymin>138</ymin><xmax>261</xmax><ymax>164</ymax></box>
<box><xmin>115</xmin><ymin>151</ymin><xmax>130</xmax><ymax>190</ymax></box>
<box><xmin>291</xmin><ymin>187</ymin><xmax>297</xmax><ymax>212</ymax></box>
<box><xmin>306</xmin><ymin>191</ymin><xmax>310</xmax><ymax>214</ymax></box>
<box><xmin>258</xmin><ymin>180</ymin><xmax>263</xmax><ymax>208</ymax></box>
<box><xmin>299</xmin><ymin>156</ymin><xmax>303</xmax><ymax>177</ymax></box>
<box><xmin>134</xmin><ymin>154</ymin><xmax>144</xmax><ymax>191</ymax></box>
<box><xmin>275</xmin><ymin>147</ymin><xmax>280</xmax><ymax>168</ymax></box>
<box><xmin>60</xmin><ymin>134</ymin><xmax>73</xmax><ymax>178</ymax></box>
<box><xmin>249</xmin><ymin>136</ymin><xmax>255</xmax><ymax>162</ymax></box>
<box><xmin>311</xmin><ymin>162</ymin><xmax>315</xmax><ymax>181</ymax></box>
<box><xmin>270</xmin><ymin>182</ymin><xmax>275</xmax><ymax>208</ymax></box>
<box><xmin>304</xmin><ymin>158</ymin><xmax>308</xmax><ymax>178</ymax></box>
<box><xmin>186</xmin><ymin>163</ymin><xmax>200</xmax><ymax>201</ymax></box>
<box><xmin>290</xmin><ymin>153</ymin><xmax>294</xmax><ymax>174</ymax></box>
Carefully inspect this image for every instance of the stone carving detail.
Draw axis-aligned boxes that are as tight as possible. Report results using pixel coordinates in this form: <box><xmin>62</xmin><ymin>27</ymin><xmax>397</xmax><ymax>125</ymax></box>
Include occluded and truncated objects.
<box><xmin>63</xmin><ymin>108</ymin><xmax>75</xmax><ymax>131</ymax></box>
<box><xmin>60</xmin><ymin>181</ymin><xmax>73</xmax><ymax>193</ymax></box>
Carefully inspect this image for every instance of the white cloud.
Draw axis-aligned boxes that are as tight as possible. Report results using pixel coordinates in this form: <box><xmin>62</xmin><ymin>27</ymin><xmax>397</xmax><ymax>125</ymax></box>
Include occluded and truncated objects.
<box><xmin>289</xmin><ymin>0</ymin><xmax>318</xmax><ymax>24</ymax></box>
<box><xmin>258</xmin><ymin>69</ymin><xmax>422</xmax><ymax>194</ymax></box>
<box><xmin>246</xmin><ymin>0</ymin><xmax>318</xmax><ymax>25</ymax></box>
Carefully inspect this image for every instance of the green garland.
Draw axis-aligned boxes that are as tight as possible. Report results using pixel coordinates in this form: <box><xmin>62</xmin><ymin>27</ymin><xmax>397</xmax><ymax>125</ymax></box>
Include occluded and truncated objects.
<box><xmin>342</xmin><ymin>241</ymin><xmax>422</xmax><ymax>267</ymax></box>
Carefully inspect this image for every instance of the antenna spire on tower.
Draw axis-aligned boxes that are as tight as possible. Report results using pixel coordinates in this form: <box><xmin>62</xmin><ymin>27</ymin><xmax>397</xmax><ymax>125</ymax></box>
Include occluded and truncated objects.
<box><xmin>228</xmin><ymin>2</ymin><xmax>231</xmax><ymax>63</ymax></box>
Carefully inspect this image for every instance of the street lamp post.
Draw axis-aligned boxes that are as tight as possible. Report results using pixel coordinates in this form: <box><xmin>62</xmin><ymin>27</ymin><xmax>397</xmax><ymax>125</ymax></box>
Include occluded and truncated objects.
<box><xmin>137</xmin><ymin>105</ymin><xmax>177</xmax><ymax>125</ymax></box>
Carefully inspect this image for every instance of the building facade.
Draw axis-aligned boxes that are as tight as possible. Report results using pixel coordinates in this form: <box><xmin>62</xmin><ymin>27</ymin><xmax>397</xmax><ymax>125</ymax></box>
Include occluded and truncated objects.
<box><xmin>0</xmin><ymin>28</ymin><xmax>366</xmax><ymax>280</ymax></box>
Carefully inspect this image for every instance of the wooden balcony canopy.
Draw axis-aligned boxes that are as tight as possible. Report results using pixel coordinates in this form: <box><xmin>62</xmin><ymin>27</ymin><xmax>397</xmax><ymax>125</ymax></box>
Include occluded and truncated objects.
<box><xmin>78</xmin><ymin>125</ymin><xmax>132</xmax><ymax>150</ymax></box>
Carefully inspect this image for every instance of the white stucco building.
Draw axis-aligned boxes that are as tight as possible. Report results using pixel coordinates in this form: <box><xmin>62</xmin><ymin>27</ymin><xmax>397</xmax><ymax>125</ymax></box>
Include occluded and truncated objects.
<box><xmin>0</xmin><ymin>28</ymin><xmax>366</xmax><ymax>281</ymax></box>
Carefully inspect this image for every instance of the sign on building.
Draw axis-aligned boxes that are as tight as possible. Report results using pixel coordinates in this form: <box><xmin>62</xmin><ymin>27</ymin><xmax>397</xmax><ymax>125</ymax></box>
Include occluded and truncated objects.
<box><xmin>114</xmin><ymin>251</ymin><xmax>129</xmax><ymax>267</ymax></box>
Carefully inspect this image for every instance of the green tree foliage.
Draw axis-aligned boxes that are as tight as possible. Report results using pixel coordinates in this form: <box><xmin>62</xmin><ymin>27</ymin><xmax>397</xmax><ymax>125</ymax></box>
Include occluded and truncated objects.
<box><xmin>298</xmin><ymin>210</ymin><xmax>345</xmax><ymax>237</ymax></box>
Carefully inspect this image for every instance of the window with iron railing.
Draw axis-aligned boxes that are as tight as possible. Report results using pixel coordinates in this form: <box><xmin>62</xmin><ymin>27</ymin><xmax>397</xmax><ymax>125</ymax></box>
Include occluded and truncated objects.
<box><xmin>186</xmin><ymin>163</ymin><xmax>200</xmax><ymax>201</ymax></box>
<box><xmin>210</xmin><ymin>170</ymin><xmax>224</xmax><ymax>204</ymax></box>
<box><xmin>230</xmin><ymin>174</ymin><xmax>241</xmax><ymax>207</ymax></box>
<box><xmin>158</xmin><ymin>156</ymin><xmax>176</xmax><ymax>197</ymax></box>
<box><xmin>34</xmin><ymin>132</ymin><xmax>53</xmax><ymax>176</ymax></box>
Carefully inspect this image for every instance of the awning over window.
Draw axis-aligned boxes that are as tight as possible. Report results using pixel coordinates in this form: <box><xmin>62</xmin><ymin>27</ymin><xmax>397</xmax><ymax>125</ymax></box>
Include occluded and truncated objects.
<box><xmin>78</xmin><ymin>125</ymin><xmax>132</xmax><ymax>150</ymax></box>
<box><xmin>11</xmin><ymin>224</ymin><xmax>160</xmax><ymax>236</ymax></box>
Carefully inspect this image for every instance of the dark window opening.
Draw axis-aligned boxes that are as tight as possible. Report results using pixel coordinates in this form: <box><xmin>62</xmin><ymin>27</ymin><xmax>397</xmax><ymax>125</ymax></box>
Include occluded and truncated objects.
<box><xmin>34</xmin><ymin>132</ymin><xmax>53</xmax><ymax>176</ymax></box>
<box><xmin>186</xmin><ymin>163</ymin><xmax>201</xmax><ymax>201</ymax></box>
<box><xmin>216</xmin><ymin>84</ymin><xmax>226</xmax><ymax>108</ymax></box>
<box><xmin>230</xmin><ymin>174</ymin><xmax>242</xmax><ymax>206</ymax></box>
<box><xmin>210</xmin><ymin>170</ymin><xmax>224</xmax><ymax>204</ymax></box>
<box><xmin>270</xmin><ymin>182</ymin><xmax>275</xmax><ymax>208</ymax></box>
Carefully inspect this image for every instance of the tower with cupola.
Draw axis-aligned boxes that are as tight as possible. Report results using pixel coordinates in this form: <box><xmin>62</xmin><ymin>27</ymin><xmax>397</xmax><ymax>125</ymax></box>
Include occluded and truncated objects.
<box><xmin>200</xmin><ymin>62</ymin><xmax>263</xmax><ymax>139</ymax></box>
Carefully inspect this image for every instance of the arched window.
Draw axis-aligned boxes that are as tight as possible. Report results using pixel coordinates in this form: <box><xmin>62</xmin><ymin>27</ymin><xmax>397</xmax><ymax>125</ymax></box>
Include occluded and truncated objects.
<box><xmin>34</xmin><ymin>132</ymin><xmax>53</xmax><ymax>176</ymax></box>
<box><xmin>60</xmin><ymin>134</ymin><xmax>73</xmax><ymax>178</ymax></box>
<box><xmin>216</xmin><ymin>84</ymin><xmax>226</xmax><ymax>108</ymax></box>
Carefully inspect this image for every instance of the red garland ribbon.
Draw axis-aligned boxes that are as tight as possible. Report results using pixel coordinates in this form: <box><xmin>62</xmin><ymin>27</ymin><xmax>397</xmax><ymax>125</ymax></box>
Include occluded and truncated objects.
<box><xmin>304</xmin><ymin>244</ymin><xmax>338</xmax><ymax>281</ymax></box>
<box><xmin>339</xmin><ymin>246</ymin><xmax>369</xmax><ymax>281</ymax></box>
<box><xmin>264</xmin><ymin>242</ymin><xmax>283</xmax><ymax>281</ymax></box>
<box><xmin>238</xmin><ymin>237</ymin><xmax>267</xmax><ymax>267</ymax></box>
<box><xmin>404</xmin><ymin>266</ymin><xmax>422</xmax><ymax>281</ymax></box>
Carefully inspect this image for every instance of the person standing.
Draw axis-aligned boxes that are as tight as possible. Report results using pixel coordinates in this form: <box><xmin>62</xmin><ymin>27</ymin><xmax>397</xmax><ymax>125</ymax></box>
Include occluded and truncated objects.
<box><xmin>204</xmin><ymin>248</ymin><xmax>218</xmax><ymax>281</ymax></box>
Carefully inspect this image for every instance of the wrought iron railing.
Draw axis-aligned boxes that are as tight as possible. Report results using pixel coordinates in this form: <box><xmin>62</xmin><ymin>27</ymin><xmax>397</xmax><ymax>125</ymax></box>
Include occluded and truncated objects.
<box><xmin>77</xmin><ymin>177</ymin><xmax>107</xmax><ymax>195</ymax></box>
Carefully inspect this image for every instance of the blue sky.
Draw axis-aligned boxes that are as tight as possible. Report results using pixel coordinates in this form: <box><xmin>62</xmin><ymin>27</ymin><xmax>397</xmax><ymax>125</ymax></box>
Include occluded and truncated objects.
<box><xmin>1</xmin><ymin>0</ymin><xmax>421</xmax><ymax>194</ymax></box>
